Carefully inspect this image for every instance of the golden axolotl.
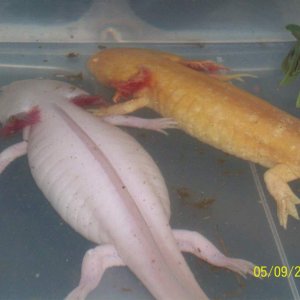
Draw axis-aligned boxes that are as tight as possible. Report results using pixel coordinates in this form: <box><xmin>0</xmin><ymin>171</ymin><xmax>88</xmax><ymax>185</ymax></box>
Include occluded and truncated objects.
<box><xmin>87</xmin><ymin>47</ymin><xmax>300</xmax><ymax>229</ymax></box>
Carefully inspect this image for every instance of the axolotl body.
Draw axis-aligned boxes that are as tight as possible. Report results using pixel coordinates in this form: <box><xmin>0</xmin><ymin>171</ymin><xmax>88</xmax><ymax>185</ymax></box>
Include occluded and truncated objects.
<box><xmin>0</xmin><ymin>79</ymin><xmax>254</xmax><ymax>300</ymax></box>
<box><xmin>88</xmin><ymin>47</ymin><xmax>300</xmax><ymax>228</ymax></box>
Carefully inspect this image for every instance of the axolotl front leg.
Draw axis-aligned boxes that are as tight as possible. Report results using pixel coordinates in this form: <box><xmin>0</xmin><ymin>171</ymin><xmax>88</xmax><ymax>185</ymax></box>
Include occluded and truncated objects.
<box><xmin>0</xmin><ymin>141</ymin><xmax>27</xmax><ymax>173</ymax></box>
<box><xmin>0</xmin><ymin>126</ymin><xmax>31</xmax><ymax>173</ymax></box>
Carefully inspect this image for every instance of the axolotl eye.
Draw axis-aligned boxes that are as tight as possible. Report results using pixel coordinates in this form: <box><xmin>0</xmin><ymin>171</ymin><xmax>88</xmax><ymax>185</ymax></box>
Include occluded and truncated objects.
<box><xmin>0</xmin><ymin>106</ymin><xmax>41</xmax><ymax>137</ymax></box>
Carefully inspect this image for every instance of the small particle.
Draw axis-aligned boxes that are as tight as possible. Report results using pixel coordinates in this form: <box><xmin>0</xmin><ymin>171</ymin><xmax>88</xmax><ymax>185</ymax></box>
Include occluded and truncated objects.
<box><xmin>217</xmin><ymin>158</ymin><xmax>226</xmax><ymax>165</ymax></box>
<box><xmin>222</xmin><ymin>169</ymin><xmax>243</xmax><ymax>176</ymax></box>
<box><xmin>43</xmin><ymin>59</ymin><xmax>48</xmax><ymax>63</ymax></box>
<box><xmin>194</xmin><ymin>197</ymin><xmax>216</xmax><ymax>209</ymax></box>
<box><xmin>35</xmin><ymin>273</ymin><xmax>40</xmax><ymax>278</ymax></box>
<box><xmin>66</xmin><ymin>52</ymin><xmax>79</xmax><ymax>58</ymax></box>
<box><xmin>252</xmin><ymin>84</ymin><xmax>261</xmax><ymax>94</ymax></box>
<box><xmin>196</xmin><ymin>43</ymin><xmax>205</xmax><ymax>48</ymax></box>
<box><xmin>121</xmin><ymin>287</ymin><xmax>132</xmax><ymax>293</ymax></box>
<box><xmin>97</xmin><ymin>45</ymin><xmax>107</xmax><ymax>50</ymax></box>
<box><xmin>176</xmin><ymin>187</ymin><xmax>191</xmax><ymax>200</ymax></box>
<box><xmin>65</xmin><ymin>72</ymin><xmax>83</xmax><ymax>81</ymax></box>
<box><xmin>178</xmin><ymin>186</ymin><xmax>216</xmax><ymax>209</ymax></box>
<box><xmin>197</xmin><ymin>146</ymin><xmax>206</xmax><ymax>155</ymax></box>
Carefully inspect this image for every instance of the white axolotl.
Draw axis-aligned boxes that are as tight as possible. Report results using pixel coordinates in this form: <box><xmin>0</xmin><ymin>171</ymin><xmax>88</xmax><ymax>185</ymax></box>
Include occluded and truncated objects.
<box><xmin>0</xmin><ymin>79</ymin><xmax>254</xmax><ymax>300</ymax></box>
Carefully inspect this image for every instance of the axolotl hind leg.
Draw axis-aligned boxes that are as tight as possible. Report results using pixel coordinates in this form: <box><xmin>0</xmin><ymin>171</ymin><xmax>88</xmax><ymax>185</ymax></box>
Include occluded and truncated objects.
<box><xmin>174</xmin><ymin>230</ymin><xmax>254</xmax><ymax>278</ymax></box>
<box><xmin>65</xmin><ymin>244</ymin><xmax>124</xmax><ymax>300</ymax></box>
<box><xmin>66</xmin><ymin>230</ymin><xmax>255</xmax><ymax>300</ymax></box>
<box><xmin>264</xmin><ymin>164</ymin><xmax>300</xmax><ymax>229</ymax></box>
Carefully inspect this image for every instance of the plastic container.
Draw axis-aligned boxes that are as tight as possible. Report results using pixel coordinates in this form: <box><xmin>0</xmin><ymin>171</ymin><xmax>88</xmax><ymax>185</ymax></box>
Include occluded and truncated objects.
<box><xmin>0</xmin><ymin>1</ymin><xmax>300</xmax><ymax>299</ymax></box>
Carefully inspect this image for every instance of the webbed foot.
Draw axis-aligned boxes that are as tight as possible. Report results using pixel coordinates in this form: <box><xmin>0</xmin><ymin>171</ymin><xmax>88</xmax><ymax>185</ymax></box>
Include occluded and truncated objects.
<box><xmin>264</xmin><ymin>164</ymin><xmax>300</xmax><ymax>228</ymax></box>
<box><xmin>65</xmin><ymin>244</ymin><xmax>123</xmax><ymax>300</ymax></box>
<box><xmin>174</xmin><ymin>229</ymin><xmax>255</xmax><ymax>278</ymax></box>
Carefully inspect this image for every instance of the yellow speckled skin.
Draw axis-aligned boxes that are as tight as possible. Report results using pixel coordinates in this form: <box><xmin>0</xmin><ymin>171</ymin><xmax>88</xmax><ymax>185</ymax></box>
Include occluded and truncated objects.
<box><xmin>88</xmin><ymin>48</ymin><xmax>300</xmax><ymax>228</ymax></box>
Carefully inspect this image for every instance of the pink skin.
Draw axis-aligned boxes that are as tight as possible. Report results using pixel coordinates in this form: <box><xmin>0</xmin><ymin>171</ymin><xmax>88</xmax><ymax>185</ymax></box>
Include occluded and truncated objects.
<box><xmin>0</xmin><ymin>80</ymin><xmax>255</xmax><ymax>300</ymax></box>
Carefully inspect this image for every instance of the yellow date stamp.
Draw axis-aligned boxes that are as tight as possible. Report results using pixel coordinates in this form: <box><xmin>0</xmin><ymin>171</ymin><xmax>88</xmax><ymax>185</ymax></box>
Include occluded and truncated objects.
<box><xmin>254</xmin><ymin>266</ymin><xmax>300</xmax><ymax>278</ymax></box>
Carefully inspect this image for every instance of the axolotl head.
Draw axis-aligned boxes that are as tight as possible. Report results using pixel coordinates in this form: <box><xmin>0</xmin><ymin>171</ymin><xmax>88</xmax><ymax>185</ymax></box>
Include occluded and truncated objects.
<box><xmin>0</xmin><ymin>79</ymin><xmax>105</xmax><ymax>136</ymax></box>
<box><xmin>0</xmin><ymin>79</ymin><xmax>88</xmax><ymax>124</ymax></box>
